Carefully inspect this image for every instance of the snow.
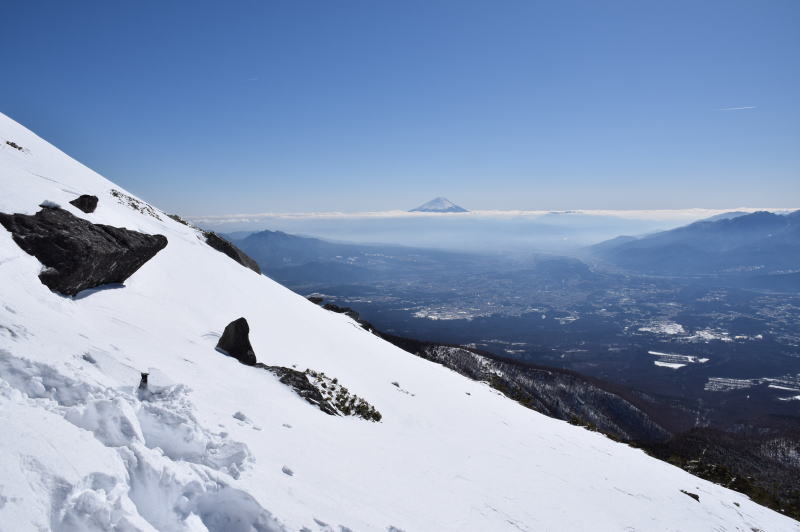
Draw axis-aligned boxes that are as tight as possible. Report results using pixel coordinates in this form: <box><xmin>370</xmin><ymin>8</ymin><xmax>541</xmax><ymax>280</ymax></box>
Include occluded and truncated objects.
<box><xmin>654</xmin><ymin>361</ymin><xmax>686</xmax><ymax>369</ymax></box>
<box><xmin>648</xmin><ymin>351</ymin><xmax>709</xmax><ymax>370</ymax></box>
<box><xmin>1</xmin><ymin>112</ymin><xmax>798</xmax><ymax>531</ymax></box>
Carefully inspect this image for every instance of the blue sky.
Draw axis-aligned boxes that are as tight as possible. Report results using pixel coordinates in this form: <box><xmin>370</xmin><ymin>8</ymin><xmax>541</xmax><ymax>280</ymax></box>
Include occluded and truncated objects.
<box><xmin>1</xmin><ymin>1</ymin><xmax>798</xmax><ymax>214</ymax></box>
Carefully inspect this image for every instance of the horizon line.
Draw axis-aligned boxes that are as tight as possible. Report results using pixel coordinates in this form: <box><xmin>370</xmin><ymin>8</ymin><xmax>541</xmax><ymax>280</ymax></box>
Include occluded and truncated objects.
<box><xmin>188</xmin><ymin>206</ymin><xmax>798</xmax><ymax>225</ymax></box>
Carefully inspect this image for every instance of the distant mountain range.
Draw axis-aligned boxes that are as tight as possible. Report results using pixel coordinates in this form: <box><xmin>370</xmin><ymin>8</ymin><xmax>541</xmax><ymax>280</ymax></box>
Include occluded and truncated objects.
<box><xmin>591</xmin><ymin>210</ymin><xmax>800</xmax><ymax>276</ymax></box>
<box><xmin>409</xmin><ymin>197</ymin><xmax>468</xmax><ymax>213</ymax></box>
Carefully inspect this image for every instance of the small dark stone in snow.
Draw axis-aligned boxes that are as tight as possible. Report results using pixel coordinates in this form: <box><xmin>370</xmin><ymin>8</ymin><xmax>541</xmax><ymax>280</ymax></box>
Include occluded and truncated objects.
<box><xmin>391</xmin><ymin>381</ymin><xmax>399</xmax><ymax>387</ymax></box>
<box><xmin>681</xmin><ymin>490</ymin><xmax>700</xmax><ymax>502</ymax></box>
<box><xmin>233</xmin><ymin>411</ymin><xmax>248</xmax><ymax>421</ymax></box>
<box><xmin>281</xmin><ymin>465</ymin><xmax>294</xmax><ymax>476</ymax></box>
<box><xmin>216</xmin><ymin>317</ymin><xmax>257</xmax><ymax>366</ymax></box>
<box><xmin>69</xmin><ymin>194</ymin><xmax>99</xmax><ymax>213</ymax></box>
<box><xmin>82</xmin><ymin>353</ymin><xmax>96</xmax><ymax>364</ymax></box>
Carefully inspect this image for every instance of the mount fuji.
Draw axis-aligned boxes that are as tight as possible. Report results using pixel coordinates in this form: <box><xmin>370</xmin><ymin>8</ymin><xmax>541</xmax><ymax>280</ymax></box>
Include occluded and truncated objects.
<box><xmin>409</xmin><ymin>197</ymin><xmax>468</xmax><ymax>213</ymax></box>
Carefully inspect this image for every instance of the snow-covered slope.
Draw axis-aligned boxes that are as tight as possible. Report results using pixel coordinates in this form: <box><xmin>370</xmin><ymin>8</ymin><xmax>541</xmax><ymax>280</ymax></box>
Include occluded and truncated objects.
<box><xmin>0</xmin><ymin>113</ymin><xmax>797</xmax><ymax>532</ymax></box>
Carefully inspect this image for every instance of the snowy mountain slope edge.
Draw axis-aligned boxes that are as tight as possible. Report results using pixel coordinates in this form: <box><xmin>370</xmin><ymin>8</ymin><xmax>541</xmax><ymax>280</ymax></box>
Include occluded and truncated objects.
<box><xmin>0</xmin><ymin>112</ymin><xmax>797</xmax><ymax>531</ymax></box>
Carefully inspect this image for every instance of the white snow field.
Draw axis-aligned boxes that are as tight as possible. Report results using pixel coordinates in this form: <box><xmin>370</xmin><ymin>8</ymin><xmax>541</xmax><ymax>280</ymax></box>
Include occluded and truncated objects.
<box><xmin>0</xmin><ymin>112</ymin><xmax>798</xmax><ymax>532</ymax></box>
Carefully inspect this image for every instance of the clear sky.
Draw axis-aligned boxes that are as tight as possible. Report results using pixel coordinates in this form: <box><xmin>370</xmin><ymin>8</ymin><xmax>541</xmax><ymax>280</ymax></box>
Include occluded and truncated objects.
<box><xmin>1</xmin><ymin>1</ymin><xmax>798</xmax><ymax>215</ymax></box>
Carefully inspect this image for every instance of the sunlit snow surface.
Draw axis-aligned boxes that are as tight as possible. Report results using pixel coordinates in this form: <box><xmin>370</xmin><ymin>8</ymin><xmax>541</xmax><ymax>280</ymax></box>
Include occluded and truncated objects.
<box><xmin>1</xmin><ymin>113</ymin><xmax>798</xmax><ymax>531</ymax></box>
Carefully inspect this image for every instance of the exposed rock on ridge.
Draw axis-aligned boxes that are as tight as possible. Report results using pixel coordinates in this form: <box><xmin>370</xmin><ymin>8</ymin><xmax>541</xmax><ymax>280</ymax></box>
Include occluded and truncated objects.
<box><xmin>258</xmin><ymin>365</ymin><xmax>382</xmax><ymax>421</ymax></box>
<box><xmin>0</xmin><ymin>206</ymin><xmax>167</xmax><ymax>296</ymax></box>
<box><xmin>203</xmin><ymin>231</ymin><xmax>261</xmax><ymax>274</ymax></box>
<box><xmin>258</xmin><ymin>365</ymin><xmax>338</xmax><ymax>416</ymax></box>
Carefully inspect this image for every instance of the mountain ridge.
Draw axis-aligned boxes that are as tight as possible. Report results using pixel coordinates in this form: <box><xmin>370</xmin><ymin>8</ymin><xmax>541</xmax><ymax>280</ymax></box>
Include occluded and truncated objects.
<box><xmin>591</xmin><ymin>209</ymin><xmax>800</xmax><ymax>276</ymax></box>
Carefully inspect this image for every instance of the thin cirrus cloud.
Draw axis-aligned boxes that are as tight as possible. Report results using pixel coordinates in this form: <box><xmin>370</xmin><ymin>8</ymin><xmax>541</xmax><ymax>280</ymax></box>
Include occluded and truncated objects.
<box><xmin>718</xmin><ymin>106</ymin><xmax>757</xmax><ymax>111</ymax></box>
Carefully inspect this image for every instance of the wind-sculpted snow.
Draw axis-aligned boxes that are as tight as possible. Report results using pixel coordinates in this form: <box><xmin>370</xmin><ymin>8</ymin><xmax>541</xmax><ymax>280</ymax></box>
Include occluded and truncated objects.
<box><xmin>0</xmin><ymin>350</ymin><xmax>279</xmax><ymax>531</ymax></box>
<box><xmin>1</xmin><ymin>112</ymin><xmax>799</xmax><ymax>530</ymax></box>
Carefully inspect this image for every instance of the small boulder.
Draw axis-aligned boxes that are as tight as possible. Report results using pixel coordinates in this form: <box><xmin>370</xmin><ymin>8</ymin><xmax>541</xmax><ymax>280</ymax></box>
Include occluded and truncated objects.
<box><xmin>0</xmin><ymin>206</ymin><xmax>167</xmax><ymax>296</ymax></box>
<box><xmin>69</xmin><ymin>194</ymin><xmax>99</xmax><ymax>214</ymax></box>
<box><xmin>216</xmin><ymin>317</ymin><xmax>257</xmax><ymax>365</ymax></box>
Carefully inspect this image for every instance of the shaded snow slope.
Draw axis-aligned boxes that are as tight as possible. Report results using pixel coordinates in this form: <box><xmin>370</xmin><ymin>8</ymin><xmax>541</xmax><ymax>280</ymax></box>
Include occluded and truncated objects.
<box><xmin>1</xmin><ymin>113</ymin><xmax>798</xmax><ymax>531</ymax></box>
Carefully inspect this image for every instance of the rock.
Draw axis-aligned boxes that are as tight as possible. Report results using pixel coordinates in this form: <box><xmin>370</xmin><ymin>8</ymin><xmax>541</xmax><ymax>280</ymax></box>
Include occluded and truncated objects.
<box><xmin>323</xmin><ymin>303</ymin><xmax>360</xmax><ymax>321</ymax></box>
<box><xmin>257</xmin><ymin>365</ymin><xmax>338</xmax><ymax>415</ymax></box>
<box><xmin>69</xmin><ymin>194</ymin><xmax>99</xmax><ymax>213</ymax></box>
<box><xmin>257</xmin><ymin>365</ymin><xmax>382</xmax><ymax>421</ymax></box>
<box><xmin>0</xmin><ymin>206</ymin><xmax>168</xmax><ymax>296</ymax></box>
<box><xmin>203</xmin><ymin>231</ymin><xmax>261</xmax><ymax>274</ymax></box>
<box><xmin>216</xmin><ymin>318</ymin><xmax>257</xmax><ymax>365</ymax></box>
<box><xmin>681</xmin><ymin>490</ymin><xmax>700</xmax><ymax>502</ymax></box>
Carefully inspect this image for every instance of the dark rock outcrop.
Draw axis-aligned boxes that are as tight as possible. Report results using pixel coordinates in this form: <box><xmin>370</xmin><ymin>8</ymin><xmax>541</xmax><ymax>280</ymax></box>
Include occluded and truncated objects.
<box><xmin>216</xmin><ymin>317</ymin><xmax>257</xmax><ymax>365</ymax></box>
<box><xmin>69</xmin><ymin>195</ymin><xmax>99</xmax><ymax>214</ymax></box>
<box><xmin>203</xmin><ymin>231</ymin><xmax>261</xmax><ymax>274</ymax></box>
<box><xmin>256</xmin><ymin>365</ymin><xmax>382</xmax><ymax>421</ymax></box>
<box><xmin>257</xmin><ymin>365</ymin><xmax>338</xmax><ymax>415</ymax></box>
<box><xmin>0</xmin><ymin>206</ymin><xmax>168</xmax><ymax>296</ymax></box>
<box><xmin>322</xmin><ymin>303</ymin><xmax>361</xmax><ymax>321</ymax></box>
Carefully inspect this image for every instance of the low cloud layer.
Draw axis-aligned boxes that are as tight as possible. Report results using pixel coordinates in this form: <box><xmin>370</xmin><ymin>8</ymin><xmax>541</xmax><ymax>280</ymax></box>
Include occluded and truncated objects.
<box><xmin>190</xmin><ymin>207</ymin><xmax>793</xmax><ymax>227</ymax></box>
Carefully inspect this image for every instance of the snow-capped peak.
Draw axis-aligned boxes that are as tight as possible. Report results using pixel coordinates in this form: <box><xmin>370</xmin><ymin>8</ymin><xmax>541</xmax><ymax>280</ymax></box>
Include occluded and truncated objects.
<box><xmin>409</xmin><ymin>197</ymin><xmax>468</xmax><ymax>213</ymax></box>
